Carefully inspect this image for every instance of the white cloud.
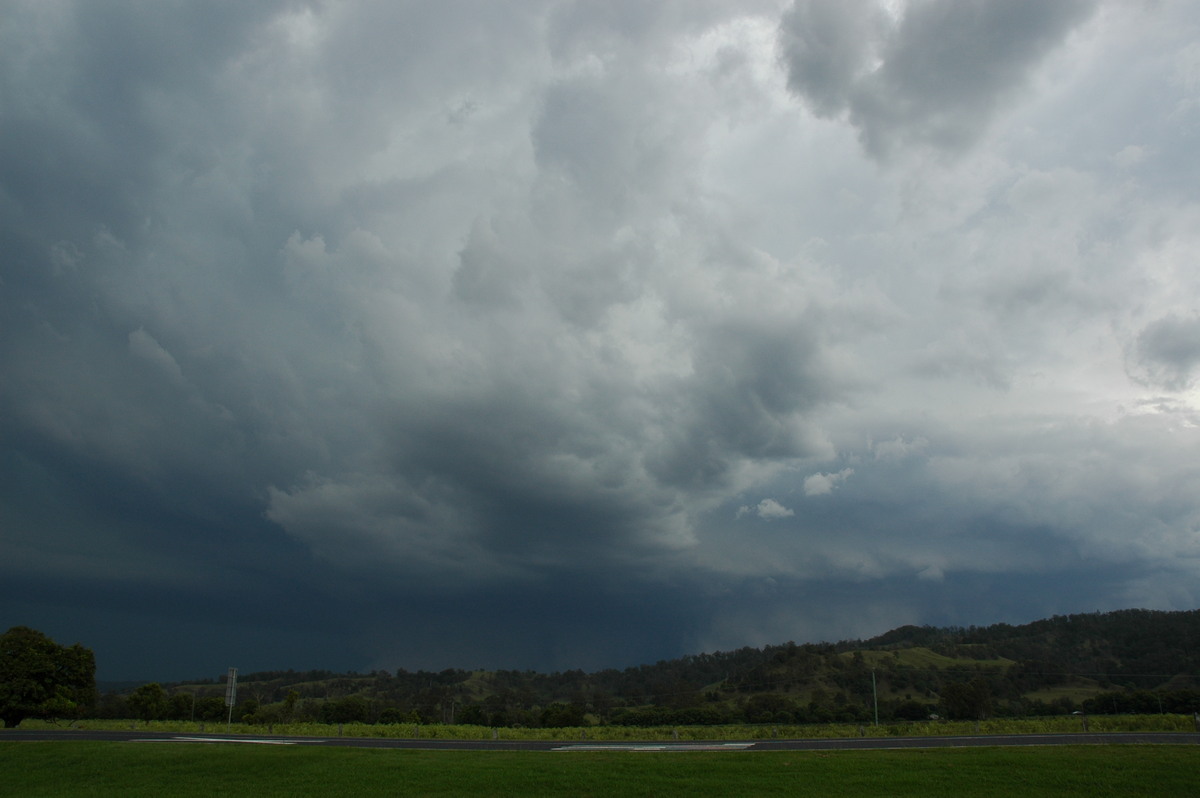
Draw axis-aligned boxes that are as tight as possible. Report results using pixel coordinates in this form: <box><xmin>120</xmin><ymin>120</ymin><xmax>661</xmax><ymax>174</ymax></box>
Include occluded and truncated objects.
<box><xmin>803</xmin><ymin>468</ymin><xmax>855</xmax><ymax>496</ymax></box>
<box><xmin>737</xmin><ymin>497</ymin><xmax>796</xmax><ymax>520</ymax></box>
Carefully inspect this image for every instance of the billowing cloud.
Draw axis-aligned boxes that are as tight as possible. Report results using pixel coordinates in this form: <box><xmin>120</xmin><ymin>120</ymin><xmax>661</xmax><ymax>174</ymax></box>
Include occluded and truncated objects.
<box><xmin>779</xmin><ymin>0</ymin><xmax>1102</xmax><ymax>156</ymax></box>
<box><xmin>2</xmin><ymin>1</ymin><xmax>1199</xmax><ymax>680</ymax></box>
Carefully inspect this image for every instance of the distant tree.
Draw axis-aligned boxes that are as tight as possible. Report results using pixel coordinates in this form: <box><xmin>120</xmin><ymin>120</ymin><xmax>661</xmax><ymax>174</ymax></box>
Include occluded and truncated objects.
<box><xmin>540</xmin><ymin>702</ymin><xmax>586</xmax><ymax>728</ymax></box>
<box><xmin>456</xmin><ymin>704</ymin><xmax>487</xmax><ymax>726</ymax></box>
<box><xmin>195</xmin><ymin>696</ymin><xmax>227</xmax><ymax>722</ymax></box>
<box><xmin>128</xmin><ymin>683</ymin><xmax>168</xmax><ymax>721</ymax></box>
<box><xmin>377</xmin><ymin>707</ymin><xmax>406</xmax><ymax>724</ymax></box>
<box><xmin>743</xmin><ymin>693</ymin><xmax>796</xmax><ymax>724</ymax></box>
<box><xmin>0</xmin><ymin>626</ymin><xmax>96</xmax><ymax>728</ymax></box>
<box><xmin>321</xmin><ymin>695</ymin><xmax>368</xmax><ymax>724</ymax></box>
<box><xmin>890</xmin><ymin>699</ymin><xmax>932</xmax><ymax>721</ymax></box>
<box><xmin>94</xmin><ymin>692</ymin><xmax>130</xmax><ymax>719</ymax></box>
<box><xmin>245</xmin><ymin>702</ymin><xmax>289</xmax><ymax>726</ymax></box>
<box><xmin>284</xmin><ymin>690</ymin><xmax>300</xmax><ymax>721</ymax></box>
<box><xmin>167</xmin><ymin>692</ymin><xmax>194</xmax><ymax>721</ymax></box>
<box><xmin>939</xmin><ymin>679</ymin><xmax>992</xmax><ymax>720</ymax></box>
<box><xmin>234</xmin><ymin>698</ymin><xmax>259</xmax><ymax>722</ymax></box>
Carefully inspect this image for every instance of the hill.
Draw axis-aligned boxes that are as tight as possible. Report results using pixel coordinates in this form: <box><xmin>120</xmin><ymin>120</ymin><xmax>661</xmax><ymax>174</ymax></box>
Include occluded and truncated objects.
<box><xmin>98</xmin><ymin>608</ymin><xmax>1200</xmax><ymax>726</ymax></box>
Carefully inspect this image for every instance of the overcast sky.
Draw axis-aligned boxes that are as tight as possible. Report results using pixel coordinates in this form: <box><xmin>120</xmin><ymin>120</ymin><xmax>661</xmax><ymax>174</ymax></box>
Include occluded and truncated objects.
<box><xmin>4</xmin><ymin>0</ymin><xmax>1200</xmax><ymax>682</ymax></box>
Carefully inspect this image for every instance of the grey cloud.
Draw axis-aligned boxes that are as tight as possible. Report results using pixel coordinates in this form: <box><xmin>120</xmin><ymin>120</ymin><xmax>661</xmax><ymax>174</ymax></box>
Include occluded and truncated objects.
<box><xmin>452</xmin><ymin>220</ymin><xmax>530</xmax><ymax>308</ymax></box>
<box><xmin>777</xmin><ymin>0</ymin><xmax>885</xmax><ymax>116</ymax></box>
<box><xmin>872</xmin><ymin>436</ymin><xmax>929</xmax><ymax>461</ymax></box>
<box><xmin>780</xmin><ymin>0</ymin><xmax>1101</xmax><ymax>156</ymax></box>
<box><xmin>545</xmin><ymin>0</ymin><xmax>767</xmax><ymax>64</ymax></box>
<box><xmin>909</xmin><ymin>340</ymin><xmax>1014</xmax><ymax>390</ymax></box>
<box><xmin>532</xmin><ymin>73</ymin><xmax>702</xmax><ymax>231</ymax></box>
<box><xmin>128</xmin><ymin>328</ymin><xmax>186</xmax><ymax>388</ymax></box>
<box><xmin>645</xmin><ymin>313</ymin><xmax>838</xmax><ymax>491</ymax></box>
<box><xmin>268</xmin><ymin>190</ymin><xmax>850</xmax><ymax>579</ymax></box>
<box><xmin>1132</xmin><ymin>315</ymin><xmax>1200</xmax><ymax>391</ymax></box>
<box><xmin>698</xmin><ymin>406</ymin><xmax>1200</xmax><ymax>600</ymax></box>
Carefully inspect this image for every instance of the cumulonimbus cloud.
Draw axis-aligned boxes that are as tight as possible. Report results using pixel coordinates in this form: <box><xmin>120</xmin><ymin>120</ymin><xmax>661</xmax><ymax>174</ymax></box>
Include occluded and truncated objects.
<box><xmin>3</xmin><ymin>0</ymin><xmax>1200</xmax><ymax>678</ymax></box>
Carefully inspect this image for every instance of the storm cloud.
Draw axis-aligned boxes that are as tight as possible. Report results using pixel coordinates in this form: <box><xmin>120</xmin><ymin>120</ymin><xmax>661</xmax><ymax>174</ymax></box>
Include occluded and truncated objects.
<box><xmin>779</xmin><ymin>0</ymin><xmax>1102</xmax><ymax>155</ymax></box>
<box><xmin>2</xmin><ymin>0</ymin><xmax>1199</xmax><ymax>680</ymax></box>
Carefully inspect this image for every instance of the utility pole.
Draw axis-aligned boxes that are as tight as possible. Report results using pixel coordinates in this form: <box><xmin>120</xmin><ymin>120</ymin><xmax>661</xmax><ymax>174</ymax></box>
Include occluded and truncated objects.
<box><xmin>872</xmin><ymin>671</ymin><xmax>879</xmax><ymax>727</ymax></box>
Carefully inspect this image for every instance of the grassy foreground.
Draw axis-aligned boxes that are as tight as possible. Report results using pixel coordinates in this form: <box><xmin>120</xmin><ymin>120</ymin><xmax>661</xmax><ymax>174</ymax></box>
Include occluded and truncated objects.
<box><xmin>1</xmin><ymin>742</ymin><xmax>1196</xmax><ymax>797</ymax></box>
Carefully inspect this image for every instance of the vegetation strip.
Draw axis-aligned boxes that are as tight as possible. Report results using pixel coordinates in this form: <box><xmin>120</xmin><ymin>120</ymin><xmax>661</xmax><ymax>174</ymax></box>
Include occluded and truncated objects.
<box><xmin>20</xmin><ymin>713</ymin><xmax>1198</xmax><ymax>741</ymax></box>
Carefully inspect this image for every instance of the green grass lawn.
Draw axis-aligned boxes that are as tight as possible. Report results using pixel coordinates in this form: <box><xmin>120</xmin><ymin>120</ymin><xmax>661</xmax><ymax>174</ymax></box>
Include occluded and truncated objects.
<box><xmin>0</xmin><ymin>741</ymin><xmax>1195</xmax><ymax>797</ymax></box>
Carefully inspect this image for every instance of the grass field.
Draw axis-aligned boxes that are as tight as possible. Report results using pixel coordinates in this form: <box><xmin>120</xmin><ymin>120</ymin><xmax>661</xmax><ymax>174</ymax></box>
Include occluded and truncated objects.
<box><xmin>0</xmin><ymin>741</ymin><xmax>1196</xmax><ymax>797</ymax></box>
<box><xmin>852</xmin><ymin>646</ymin><xmax>1015</xmax><ymax>670</ymax></box>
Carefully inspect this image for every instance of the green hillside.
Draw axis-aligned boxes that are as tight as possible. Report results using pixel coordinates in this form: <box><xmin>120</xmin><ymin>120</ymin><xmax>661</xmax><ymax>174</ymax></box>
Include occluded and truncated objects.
<box><xmin>98</xmin><ymin>608</ymin><xmax>1200</xmax><ymax>727</ymax></box>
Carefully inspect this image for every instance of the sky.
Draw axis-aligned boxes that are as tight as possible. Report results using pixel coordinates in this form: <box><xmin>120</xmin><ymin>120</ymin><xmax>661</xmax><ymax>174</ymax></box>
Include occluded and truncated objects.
<box><xmin>3</xmin><ymin>0</ymin><xmax>1200</xmax><ymax>683</ymax></box>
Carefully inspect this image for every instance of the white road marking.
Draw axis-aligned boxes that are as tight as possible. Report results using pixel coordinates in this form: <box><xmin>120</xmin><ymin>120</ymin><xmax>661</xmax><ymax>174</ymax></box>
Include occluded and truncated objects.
<box><xmin>132</xmin><ymin>736</ymin><xmax>299</xmax><ymax>745</ymax></box>
<box><xmin>552</xmin><ymin>742</ymin><xmax>754</xmax><ymax>752</ymax></box>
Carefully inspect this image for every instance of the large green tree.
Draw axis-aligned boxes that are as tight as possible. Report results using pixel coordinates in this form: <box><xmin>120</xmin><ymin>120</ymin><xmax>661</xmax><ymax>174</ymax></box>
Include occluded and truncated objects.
<box><xmin>0</xmin><ymin>626</ymin><xmax>96</xmax><ymax>728</ymax></box>
<box><xmin>127</xmin><ymin>682</ymin><xmax>167</xmax><ymax>721</ymax></box>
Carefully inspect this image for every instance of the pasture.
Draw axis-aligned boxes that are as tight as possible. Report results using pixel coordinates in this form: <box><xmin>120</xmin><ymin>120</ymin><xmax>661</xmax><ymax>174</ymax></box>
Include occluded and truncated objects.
<box><xmin>1</xmin><ymin>740</ymin><xmax>1195</xmax><ymax>797</ymax></box>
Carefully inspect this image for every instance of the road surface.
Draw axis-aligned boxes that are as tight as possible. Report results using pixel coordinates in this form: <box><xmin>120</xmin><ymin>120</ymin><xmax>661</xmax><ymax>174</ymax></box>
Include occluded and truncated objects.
<box><xmin>3</xmin><ymin>729</ymin><xmax>1198</xmax><ymax>751</ymax></box>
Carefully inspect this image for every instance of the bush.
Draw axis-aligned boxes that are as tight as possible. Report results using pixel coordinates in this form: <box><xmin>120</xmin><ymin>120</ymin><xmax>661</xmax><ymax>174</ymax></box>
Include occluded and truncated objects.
<box><xmin>540</xmin><ymin>702</ymin><xmax>586</xmax><ymax>728</ymax></box>
<box><xmin>320</xmin><ymin>696</ymin><xmax>369</xmax><ymax>724</ymax></box>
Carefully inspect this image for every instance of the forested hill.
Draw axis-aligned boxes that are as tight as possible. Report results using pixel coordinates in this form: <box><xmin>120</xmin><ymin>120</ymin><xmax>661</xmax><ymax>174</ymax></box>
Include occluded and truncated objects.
<box><xmin>857</xmin><ymin>608</ymin><xmax>1200</xmax><ymax>680</ymax></box>
<box><xmin>108</xmin><ymin>608</ymin><xmax>1200</xmax><ymax>725</ymax></box>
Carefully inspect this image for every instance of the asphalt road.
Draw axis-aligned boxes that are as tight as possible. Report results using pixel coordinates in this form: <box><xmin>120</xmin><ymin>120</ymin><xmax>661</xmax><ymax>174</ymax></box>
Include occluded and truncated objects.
<box><xmin>3</xmin><ymin>729</ymin><xmax>1198</xmax><ymax>751</ymax></box>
